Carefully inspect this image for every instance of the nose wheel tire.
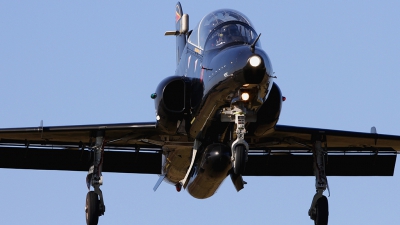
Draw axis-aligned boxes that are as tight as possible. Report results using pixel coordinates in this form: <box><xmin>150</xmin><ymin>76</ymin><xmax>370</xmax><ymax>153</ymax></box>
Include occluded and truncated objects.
<box><xmin>233</xmin><ymin>145</ymin><xmax>246</xmax><ymax>174</ymax></box>
<box><xmin>314</xmin><ymin>196</ymin><xmax>329</xmax><ymax>225</ymax></box>
<box><xmin>85</xmin><ymin>191</ymin><xmax>100</xmax><ymax>225</ymax></box>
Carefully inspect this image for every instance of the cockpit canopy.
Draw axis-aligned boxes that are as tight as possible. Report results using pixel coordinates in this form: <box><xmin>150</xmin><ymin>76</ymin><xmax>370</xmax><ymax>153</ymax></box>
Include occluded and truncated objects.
<box><xmin>188</xmin><ymin>9</ymin><xmax>260</xmax><ymax>51</ymax></box>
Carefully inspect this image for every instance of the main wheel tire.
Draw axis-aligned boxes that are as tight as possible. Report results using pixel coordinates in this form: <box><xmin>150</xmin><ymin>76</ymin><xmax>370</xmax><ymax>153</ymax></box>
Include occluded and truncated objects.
<box><xmin>86</xmin><ymin>191</ymin><xmax>100</xmax><ymax>225</ymax></box>
<box><xmin>233</xmin><ymin>145</ymin><xmax>246</xmax><ymax>174</ymax></box>
<box><xmin>314</xmin><ymin>196</ymin><xmax>329</xmax><ymax>225</ymax></box>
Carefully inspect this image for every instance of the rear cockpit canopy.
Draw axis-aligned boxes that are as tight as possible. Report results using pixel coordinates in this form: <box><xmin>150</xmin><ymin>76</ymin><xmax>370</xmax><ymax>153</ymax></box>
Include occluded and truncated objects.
<box><xmin>188</xmin><ymin>9</ymin><xmax>260</xmax><ymax>52</ymax></box>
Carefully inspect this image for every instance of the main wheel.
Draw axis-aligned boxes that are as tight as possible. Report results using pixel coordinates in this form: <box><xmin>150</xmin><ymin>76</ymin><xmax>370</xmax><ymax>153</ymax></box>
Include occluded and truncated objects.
<box><xmin>314</xmin><ymin>196</ymin><xmax>329</xmax><ymax>225</ymax></box>
<box><xmin>233</xmin><ymin>145</ymin><xmax>246</xmax><ymax>174</ymax></box>
<box><xmin>85</xmin><ymin>191</ymin><xmax>100</xmax><ymax>225</ymax></box>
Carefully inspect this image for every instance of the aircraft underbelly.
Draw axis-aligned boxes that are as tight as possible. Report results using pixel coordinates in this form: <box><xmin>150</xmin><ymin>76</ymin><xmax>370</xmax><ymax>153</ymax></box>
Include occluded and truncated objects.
<box><xmin>163</xmin><ymin>147</ymin><xmax>192</xmax><ymax>184</ymax></box>
<box><xmin>187</xmin><ymin>143</ymin><xmax>232</xmax><ymax>199</ymax></box>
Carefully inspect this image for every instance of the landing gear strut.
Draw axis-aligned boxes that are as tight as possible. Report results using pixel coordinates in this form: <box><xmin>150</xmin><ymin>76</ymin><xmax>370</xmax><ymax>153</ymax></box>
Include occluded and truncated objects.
<box><xmin>221</xmin><ymin>105</ymin><xmax>255</xmax><ymax>175</ymax></box>
<box><xmin>85</xmin><ymin>131</ymin><xmax>106</xmax><ymax>225</ymax></box>
<box><xmin>308</xmin><ymin>135</ymin><xmax>329</xmax><ymax>225</ymax></box>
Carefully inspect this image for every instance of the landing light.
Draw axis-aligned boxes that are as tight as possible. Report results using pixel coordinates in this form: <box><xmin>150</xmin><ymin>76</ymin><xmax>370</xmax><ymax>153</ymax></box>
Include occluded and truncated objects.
<box><xmin>241</xmin><ymin>93</ymin><xmax>250</xmax><ymax>101</ymax></box>
<box><xmin>249</xmin><ymin>55</ymin><xmax>261</xmax><ymax>67</ymax></box>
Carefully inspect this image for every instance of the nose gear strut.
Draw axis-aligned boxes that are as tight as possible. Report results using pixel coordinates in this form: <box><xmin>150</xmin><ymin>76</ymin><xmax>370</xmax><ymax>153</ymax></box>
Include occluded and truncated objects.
<box><xmin>221</xmin><ymin>105</ymin><xmax>255</xmax><ymax>174</ymax></box>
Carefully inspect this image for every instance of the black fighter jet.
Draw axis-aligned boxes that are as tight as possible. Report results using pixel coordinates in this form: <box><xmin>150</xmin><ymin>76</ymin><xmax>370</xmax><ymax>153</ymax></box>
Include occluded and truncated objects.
<box><xmin>1</xmin><ymin>2</ymin><xmax>400</xmax><ymax>225</ymax></box>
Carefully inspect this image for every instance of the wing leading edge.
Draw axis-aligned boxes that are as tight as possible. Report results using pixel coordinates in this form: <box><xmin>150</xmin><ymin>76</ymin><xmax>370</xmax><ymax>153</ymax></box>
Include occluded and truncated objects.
<box><xmin>272</xmin><ymin>125</ymin><xmax>400</xmax><ymax>150</ymax></box>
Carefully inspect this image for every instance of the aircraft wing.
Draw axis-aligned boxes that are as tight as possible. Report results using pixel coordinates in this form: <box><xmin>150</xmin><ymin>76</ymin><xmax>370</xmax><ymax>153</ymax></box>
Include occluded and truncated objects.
<box><xmin>244</xmin><ymin>124</ymin><xmax>400</xmax><ymax>177</ymax></box>
<box><xmin>2</xmin><ymin>122</ymin><xmax>400</xmax><ymax>177</ymax></box>
<box><xmin>0</xmin><ymin>122</ymin><xmax>165</xmax><ymax>174</ymax></box>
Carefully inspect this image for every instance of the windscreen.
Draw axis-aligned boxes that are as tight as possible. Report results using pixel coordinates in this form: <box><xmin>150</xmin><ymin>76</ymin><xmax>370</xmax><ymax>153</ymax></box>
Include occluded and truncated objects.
<box><xmin>188</xmin><ymin>9</ymin><xmax>257</xmax><ymax>50</ymax></box>
<box><xmin>204</xmin><ymin>22</ymin><xmax>259</xmax><ymax>50</ymax></box>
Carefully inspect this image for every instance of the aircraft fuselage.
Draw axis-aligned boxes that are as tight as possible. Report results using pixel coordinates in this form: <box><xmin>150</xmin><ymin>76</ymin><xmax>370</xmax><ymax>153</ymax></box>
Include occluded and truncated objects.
<box><xmin>155</xmin><ymin>8</ymin><xmax>281</xmax><ymax>199</ymax></box>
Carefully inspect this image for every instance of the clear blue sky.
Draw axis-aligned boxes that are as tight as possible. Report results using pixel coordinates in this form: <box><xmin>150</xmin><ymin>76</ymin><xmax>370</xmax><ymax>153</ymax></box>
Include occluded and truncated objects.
<box><xmin>1</xmin><ymin>1</ymin><xmax>400</xmax><ymax>224</ymax></box>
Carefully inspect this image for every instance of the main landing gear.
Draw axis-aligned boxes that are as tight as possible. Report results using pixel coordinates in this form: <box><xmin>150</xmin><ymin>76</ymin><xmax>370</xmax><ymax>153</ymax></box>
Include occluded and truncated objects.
<box><xmin>308</xmin><ymin>135</ymin><xmax>329</xmax><ymax>225</ymax></box>
<box><xmin>85</xmin><ymin>131</ymin><xmax>106</xmax><ymax>225</ymax></box>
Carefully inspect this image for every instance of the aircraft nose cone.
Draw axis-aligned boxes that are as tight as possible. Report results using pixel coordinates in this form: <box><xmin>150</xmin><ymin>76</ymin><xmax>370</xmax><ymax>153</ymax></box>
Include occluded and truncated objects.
<box><xmin>207</xmin><ymin>45</ymin><xmax>270</xmax><ymax>85</ymax></box>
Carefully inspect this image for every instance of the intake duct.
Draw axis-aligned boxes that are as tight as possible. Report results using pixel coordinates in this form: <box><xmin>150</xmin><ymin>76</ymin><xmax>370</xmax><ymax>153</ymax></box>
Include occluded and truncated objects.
<box><xmin>153</xmin><ymin>76</ymin><xmax>193</xmax><ymax>134</ymax></box>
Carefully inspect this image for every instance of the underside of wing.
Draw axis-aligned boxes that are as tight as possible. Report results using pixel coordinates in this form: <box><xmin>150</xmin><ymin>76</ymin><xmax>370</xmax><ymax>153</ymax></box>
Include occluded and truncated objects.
<box><xmin>244</xmin><ymin>125</ymin><xmax>400</xmax><ymax>176</ymax></box>
<box><xmin>0</xmin><ymin>122</ymin><xmax>189</xmax><ymax>174</ymax></box>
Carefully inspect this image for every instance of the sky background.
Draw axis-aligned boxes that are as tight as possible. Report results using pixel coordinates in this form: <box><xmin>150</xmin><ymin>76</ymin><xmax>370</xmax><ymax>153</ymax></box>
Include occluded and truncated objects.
<box><xmin>1</xmin><ymin>1</ymin><xmax>400</xmax><ymax>224</ymax></box>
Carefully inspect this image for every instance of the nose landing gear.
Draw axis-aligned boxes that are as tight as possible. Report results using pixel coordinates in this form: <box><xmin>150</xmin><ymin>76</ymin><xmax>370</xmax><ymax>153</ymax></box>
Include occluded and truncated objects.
<box><xmin>221</xmin><ymin>105</ymin><xmax>254</xmax><ymax>175</ymax></box>
<box><xmin>308</xmin><ymin>135</ymin><xmax>329</xmax><ymax>225</ymax></box>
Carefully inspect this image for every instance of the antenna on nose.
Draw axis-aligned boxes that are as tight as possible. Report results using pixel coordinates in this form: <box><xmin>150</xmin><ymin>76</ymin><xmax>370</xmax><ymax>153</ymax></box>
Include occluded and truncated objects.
<box><xmin>250</xmin><ymin>33</ymin><xmax>261</xmax><ymax>53</ymax></box>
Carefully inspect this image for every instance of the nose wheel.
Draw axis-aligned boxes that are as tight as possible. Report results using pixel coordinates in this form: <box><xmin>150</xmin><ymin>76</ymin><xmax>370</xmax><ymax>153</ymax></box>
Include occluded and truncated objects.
<box><xmin>233</xmin><ymin>144</ymin><xmax>246</xmax><ymax>174</ymax></box>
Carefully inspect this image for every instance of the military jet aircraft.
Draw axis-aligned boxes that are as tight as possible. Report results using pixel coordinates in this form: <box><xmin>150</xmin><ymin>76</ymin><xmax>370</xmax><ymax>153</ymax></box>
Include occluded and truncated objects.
<box><xmin>1</xmin><ymin>2</ymin><xmax>400</xmax><ymax>225</ymax></box>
